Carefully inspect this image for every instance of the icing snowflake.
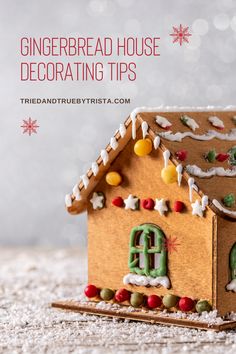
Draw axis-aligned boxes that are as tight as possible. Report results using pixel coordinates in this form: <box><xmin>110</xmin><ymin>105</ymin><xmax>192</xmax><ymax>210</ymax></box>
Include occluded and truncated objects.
<box><xmin>191</xmin><ymin>200</ymin><xmax>204</xmax><ymax>217</ymax></box>
<box><xmin>154</xmin><ymin>198</ymin><xmax>168</xmax><ymax>216</ymax></box>
<box><xmin>180</xmin><ymin>115</ymin><xmax>199</xmax><ymax>131</ymax></box>
<box><xmin>124</xmin><ymin>194</ymin><xmax>139</xmax><ymax>210</ymax></box>
<box><xmin>90</xmin><ymin>192</ymin><xmax>105</xmax><ymax>210</ymax></box>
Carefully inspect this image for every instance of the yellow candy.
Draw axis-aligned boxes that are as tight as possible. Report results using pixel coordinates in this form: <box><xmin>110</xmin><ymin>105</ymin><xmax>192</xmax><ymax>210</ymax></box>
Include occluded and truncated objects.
<box><xmin>134</xmin><ymin>138</ymin><xmax>152</xmax><ymax>157</ymax></box>
<box><xmin>105</xmin><ymin>171</ymin><xmax>122</xmax><ymax>186</ymax></box>
<box><xmin>161</xmin><ymin>166</ymin><xmax>177</xmax><ymax>184</ymax></box>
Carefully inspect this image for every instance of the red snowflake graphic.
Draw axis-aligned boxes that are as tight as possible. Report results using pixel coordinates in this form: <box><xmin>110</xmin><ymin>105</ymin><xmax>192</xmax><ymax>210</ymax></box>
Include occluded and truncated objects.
<box><xmin>170</xmin><ymin>24</ymin><xmax>192</xmax><ymax>46</ymax></box>
<box><xmin>21</xmin><ymin>118</ymin><xmax>39</xmax><ymax>136</ymax></box>
<box><xmin>163</xmin><ymin>236</ymin><xmax>180</xmax><ymax>253</ymax></box>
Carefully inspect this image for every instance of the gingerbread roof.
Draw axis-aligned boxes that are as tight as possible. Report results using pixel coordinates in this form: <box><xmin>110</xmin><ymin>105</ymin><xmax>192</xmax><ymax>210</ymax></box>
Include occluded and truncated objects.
<box><xmin>65</xmin><ymin>106</ymin><xmax>236</xmax><ymax>220</ymax></box>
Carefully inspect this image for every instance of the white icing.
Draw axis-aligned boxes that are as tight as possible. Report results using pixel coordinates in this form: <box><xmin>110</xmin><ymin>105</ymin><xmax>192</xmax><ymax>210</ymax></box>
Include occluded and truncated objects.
<box><xmin>186</xmin><ymin>165</ymin><xmax>236</xmax><ymax>178</ymax></box>
<box><xmin>191</xmin><ymin>200</ymin><xmax>204</xmax><ymax>217</ymax></box>
<box><xmin>80</xmin><ymin>174</ymin><xmax>89</xmax><ymax>189</ymax></box>
<box><xmin>155</xmin><ymin>115</ymin><xmax>171</xmax><ymax>128</ymax></box>
<box><xmin>90</xmin><ymin>192</ymin><xmax>104</xmax><ymax>210</ymax></box>
<box><xmin>158</xmin><ymin>129</ymin><xmax>236</xmax><ymax>142</ymax></box>
<box><xmin>163</xmin><ymin>149</ymin><xmax>170</xmax><ymax>168</ymax></box>
<box><xmin>124</xmin><ymin>194</ymin><xmax>139</xmax><ymax>210</ymax></box>
<box><xmin>208</xmin><ymin>116</ymin><xmax>224</xmax><ymax>129</ymax></box>
<box><xmin>141</xmin><ymin>121</ymin><xmax>149</xmax><ymax>138</ymax></box>
<box><xmin>153</xmin><ymin>136</ymin><xmax>160</xmax><ymax>149</ymax></box>
<box><xmin>72</xmin><ymin>184</ymin><xmax>81</xmax><ymax>201</ymax></box>
<box><xmin>181</xmin><ymin>115</ymin><xmax>199</xmax><ymax>131</ymax></box>
<box><xmin>101</xmin><ymin>149</ymin><xmax>109</xmax><ymax>165</ymax></box>
<box><xmin>65</xmin><ymin>194</ymin><xmax>72</xmax><ymax>207</ymax></box>
<box><xmin>176</xmin><ymin>164</ymin><xmax>183</xmax><ymax>187</ymax></box>
<box><xmin>91</xmin><ymin>162</ymin><xmax>99</xmax><ymax>176</ymax></box>
<box><xmin>119</xmin><ymin>123</ymin><xmax>126</xmax><ymax>138</ymax></box>
<box><xmin>226</xmin><ymin>279</ymin><xmax>236</xmax><ymax>292</ymax></box>
<box><xmin>212</xmin><ymin>199</ymin><xmax>236</xmax><ymax>218</ymax></box>
<box><xmin>188</xmin><ymin>177</ymin><xmax>195</xmax><ymax>202</ymax></box>
<box><xmin>123</xmin><ymin>273</ymin><xmax>171</xmax><ymax>289</ymax></box>
<box><xmin>154</xmin><ymin>198</ymin><xmax>168</xmax><ymax>216</ymax></box>
<box><xmin>110</xmin><ymin>137</ymin><xmax>118</xmax><ymax>150</ymax></box>
<box><xmin>201</xmin><ymin>195</ymin><xmax>208</xmax><ymax>211</ymax></box>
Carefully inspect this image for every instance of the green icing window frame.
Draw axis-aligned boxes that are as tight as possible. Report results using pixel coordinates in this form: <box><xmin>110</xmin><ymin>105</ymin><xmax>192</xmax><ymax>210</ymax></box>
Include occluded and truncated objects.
<box><xmin>128</xmin><ymin>223</ymin><xmax>167</xmax><ymax>277</ymax></box>
<box><xmin>230</xmin><ymin>243</ymin><xmax>236</xmax><ymax>280</ymax></box>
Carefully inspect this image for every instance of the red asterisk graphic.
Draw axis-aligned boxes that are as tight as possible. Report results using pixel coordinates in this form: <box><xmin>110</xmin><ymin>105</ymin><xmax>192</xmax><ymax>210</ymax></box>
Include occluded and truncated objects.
<box><xmin>163</xmin><ymin>236</ymin><xmax>180</xmax><ymax>253</ymax></box>
<box><xmin>170</xmin><ymin>24</ymin><xmax>192</xmax><ymax>46</ymax></box>
<box><xmin>21</xmin><ymin>118</ymin><xmax>39</xmax><ymax>136</ymax></box>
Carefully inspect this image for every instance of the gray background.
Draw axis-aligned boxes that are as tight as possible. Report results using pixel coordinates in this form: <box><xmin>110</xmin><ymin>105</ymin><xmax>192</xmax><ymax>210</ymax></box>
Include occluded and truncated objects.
<box><xmin>1</xmin><ymin>0</ymin><xmax>236</xmax><ymax>246</ymax></box>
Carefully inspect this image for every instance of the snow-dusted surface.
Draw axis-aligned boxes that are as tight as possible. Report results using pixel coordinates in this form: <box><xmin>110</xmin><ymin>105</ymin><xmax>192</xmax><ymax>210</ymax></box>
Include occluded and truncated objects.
<box><xmin>1</xmin><ymin>248</ymin><xmax>236</xmax><ymax>354</ymax></box>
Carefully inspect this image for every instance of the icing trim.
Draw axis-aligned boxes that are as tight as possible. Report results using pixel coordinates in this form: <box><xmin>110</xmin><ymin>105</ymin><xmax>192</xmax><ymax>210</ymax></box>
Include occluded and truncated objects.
<box><xmin>80</xmin><ymin>174</ymin><xmax>89</xmax><ymax>189</ymax></box>
<box><xmin>123</xmin><ymin>273</ymin><xmax>170</xmax><ymax>289</ymax></box>
<box><xmin>186</xmin><ymin>165</ymin><xmax>236</xmax><ymax>178</ymax></box>
<box><xmin>119</xmin><ymin>123</ymin><xmax>126</xmax><ymax>138</ymax></box>
<box><xmin>176</xmin><ymin>164</ymin><xmax>183</xmax><ymax>186</ymax></box>
<box><xmin>212</xmin><ymin>199</ymin><xmax>236</xmax><ymax>218</ymax></box>
<box><xmin>72</xmin><ymin>184</ymin><xmax>81</xmax><ymax>201</ymax></box>
<box><xmin>65</xmin><ymin>194</ymin><xmax>72</xmax><ymax>207</ymax></box>
<box><xmin>101</xmin><ymin>149</ymin><xmax>109</xmax><ymax>165</ymax></box>
<box><xmin>110</xmin><ymin>137</ymin><xmax>118</xmax><ymax>150</ymax></box>
<box><xmin>154</xmin><ymin>136</ymin><xmax>160</xmax><ymax>149</ymax></box>
<box><xmin>163</xmin><ymin>149</ymin><xmax>170</xmax><ymax>168</ymax></box>
<box><xmin>158</xmin><ymin>129</ymin><xmax>236</xmax><ymax>142</ymax></box>
<box><xmin>91</xmin><ymin>162</ymin><xmax>99</xmax><ymax>176</ymax></box>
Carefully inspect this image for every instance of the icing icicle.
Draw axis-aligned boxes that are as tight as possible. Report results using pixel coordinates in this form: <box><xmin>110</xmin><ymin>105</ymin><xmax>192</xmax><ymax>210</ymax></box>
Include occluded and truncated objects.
<box><xmin>110</xmin><ymin>137</ymin><xmax>118</xmax><ymax>150</ymax></box>
<box><xmin>201</xmin><ymin>195</ymin><xmax>208</xmax><ymax>210</ymax></box>
<box><xmin>65</xmin><ymin>194</ymin><xmax>72</xmax><ymax>207</ymax></box>
<box><xmin>176</xmin><ymin>164</ymin><xmax>183</xmax><ymax>186</ymax></box>
<box><xmin>141</xmin><ymin>121</ymin><xmax>149</xmax><ymax>138</ymax></box>
<box><xmin>208</xmin><ymin>116</ymin><xmax>224</xmax><ymax>129</ymax></box>
<box><xmin>163</xmin><ymin>150</ymin><xmax>170</xmax><ymax>168</ymax></box>
<box><xmin>119</xmin><ymin>123</ymin><xmax>126</xmax><ymax>138</ymax></box>
<box><xmin>158</xmin><ymin>129</ymin><xmax>236</xmax><ymax>142</ymax></box>
<box><xmin>80</xmin><ymin>174</ymin><xmax>89</xmax><ymax>189</ymax></box>
<box><xmin>153</xmin><ymin>136</ymin><xmax>160</xmax><ymax>149</ymax></box>
<box><xmin>186</xmin><ymin>165</ymin><xmax>236</xmax><ymax>178</ymax></box>
<box><xmin>101</xmin><ymin>149</ymin><xmax>109</xmax><ymax>165</ymax></box>
<box><xmin>72</xmin><ymin>184</ymin><xmax>81</xmax><ymax>201</ymax></box>
<box><xmin>91</xmin><ymin>162</ymin><xmax>99</xmax><ymax>176</ymax></box>
<box><xmin>188</xmin><ymin>177</ymin><xmax>195</xmax><ymax>202</ymax></box>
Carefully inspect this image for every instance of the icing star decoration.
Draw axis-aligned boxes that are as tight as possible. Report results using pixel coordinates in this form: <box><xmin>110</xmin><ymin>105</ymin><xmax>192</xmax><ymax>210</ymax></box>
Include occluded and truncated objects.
<box><xmin>154</xmin><ymin>198</ymin><xmax>168</xmax><ymax>216</ymax></box>
<box><xmin>90</xmin><ymin>192</ymin><xmax>105</xmax><ymax>210</ymax></box>
<box><xmin>124</xmin><ymin>194</ymin><xmax>139</xmax><ymax>210</ymax></box>
<box><xmin>191</xmin><ymin>199</ymin><xmax>204</xmax><ymax>217</ymax></box>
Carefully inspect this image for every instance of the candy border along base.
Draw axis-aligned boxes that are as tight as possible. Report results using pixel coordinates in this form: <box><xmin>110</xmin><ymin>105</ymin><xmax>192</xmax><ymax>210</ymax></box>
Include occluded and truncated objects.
<box><xmin>51</xmin><ymin>300</ymin><xmax>236</xmax><ymax>332</ymax></box>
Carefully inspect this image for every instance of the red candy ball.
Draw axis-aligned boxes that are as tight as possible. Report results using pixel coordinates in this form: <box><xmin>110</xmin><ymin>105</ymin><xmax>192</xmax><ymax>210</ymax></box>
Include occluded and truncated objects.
<box><xmin>112</xmin><ymin>197</ymin><xmax>124</xmax><ymax>207</ymax></box>
<box><xmin>175</xmin><ymin>150</ymin><xmax>188</xmax><ymax>161</ymax></box>
<box><xmin>216</xmin><ymin>153</ymin><xmax>229</xmax><ymax>162</ymax></box>
<box><xmin>178</xmin><ymin>297</ymin><xmax>194</xmax><ymax>312</ymax></box>
<box><xmin>147</xmin><ymin>295</ymin><xmax>162</xmax><ymax>309</ymax></box>
<box><xmin>84</xmin><ymin>284</ymin><xmax>98</xmax><ymax>298</ymax></box>
<box><xmin>141</xmin><ymin>198</ymin><xmax>155</xmax><ymax>210</ymax></box>
<box><xmin>115</xmin><ymin>288</ymin><xmax>130</xmax><ymax>302</ymax></box>
<box><xmin>173</xmin><ymin>201</ymin><xmax>184</xmax><ymax>212</ymax></box>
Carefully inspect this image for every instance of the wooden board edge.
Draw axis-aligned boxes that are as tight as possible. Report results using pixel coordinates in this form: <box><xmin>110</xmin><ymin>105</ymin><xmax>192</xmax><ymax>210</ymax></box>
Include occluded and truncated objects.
<box><xmin>51</xmin><ymin>300</ymin><xmax>236</xmax><ymax>332</ymax></box>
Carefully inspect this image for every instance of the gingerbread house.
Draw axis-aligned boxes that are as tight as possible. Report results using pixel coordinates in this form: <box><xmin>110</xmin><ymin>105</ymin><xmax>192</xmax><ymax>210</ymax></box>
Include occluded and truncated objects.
<box><xmin>56</xmin><ymin>107</ymin><xmax>236</xmax><ymax>329</ymax></box>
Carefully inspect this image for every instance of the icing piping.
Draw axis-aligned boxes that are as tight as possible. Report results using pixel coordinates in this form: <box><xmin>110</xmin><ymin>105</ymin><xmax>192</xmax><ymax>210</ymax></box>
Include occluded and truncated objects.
<box><xmin>201</xmin><ymin>195</ymin><xmax>208</xmax><ymax>211</ymax></box>
<box><xmin>208</xmin><ymin>116</ymin><xmax>224</xmax><ymax>129</ymax></box>
<box><xmin>163</xmin><ymin>149</ymin><xmax>170</xmax><ymax>168</ymax></box>
<box><xmin>180</xmin><ymin>115</ymin><xmax>199</xmax><ymax>131</ymax></box>
<box><xmin>101</xmin><ymin>149</ymin><xmax>109</xmax><ymax>165</ymax></box>
<box><xmin>158</xmin><ymin>129</ymin><xmax>236</xmax><ymax>142</ymax></box>
<box><xmin>188</xmin><ymin>178</ymin><xmax>195</xmax><ymax>202</ymax></box>
<box><xmin>80</xmin><ymin>174</ymin><xmax>89</xmax><ymax>189</ymax></box>
<box><xmin>65</xmin><ymin>194</ymin><xmax>72</xmax><ymax>207</ymax></box>
<box><xmin>123</xmin><ymin>273</ymin><xmax>170</xmax><ymax>289</ymax></box>
<box><xmin>119</xmin><ymin>123</ymin><xmax>126</xmax><ymax>138</ymax></box>
<box><xmin>141</xmin><ymin>121</ymin><xmax>149</xmax><ymax>138</ymax></box>
<box><xmin>91</xmin><ymin>162</ymin><xmax>99</xmax><ymax>176</ymax></box>
<box><xmin>154</xmin><ymin>136</ymin><xmax>160</xmax><ymax>149</ymax></box>
<box><xmin>186</xmin><ymin>165</ymin><xmax>236</xmax><ymax>178</ymax></box>
<box><xmin>155</xmin><ymin>115</ymin><xmax>171</xmax><ymax>129</ymax></box>
<box><xmin>212</xmin><ymin>199</ymin><xmax>236</xmax><ymax>218</ymax></box>
<box><xmin>110</xmin><ymin>137</ymin><xmax>118</xmax><ymax>150</ymax></box>
<box><xmin>176</xmin><ymin>164</ymin><xmax>183</xmax><ymax>186</ymax></box>
<box><xmin>72</xmin><ymin>184</ymin><xmax>81</xmax><ymax>201</ymax></box>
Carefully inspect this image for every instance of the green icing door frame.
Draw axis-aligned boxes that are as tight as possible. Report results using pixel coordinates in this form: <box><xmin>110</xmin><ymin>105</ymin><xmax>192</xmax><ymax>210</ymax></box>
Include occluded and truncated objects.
<box><xmin>128</xmin><ymin>223</ymin><xmax>167</xmax><ymax>277</ymax></box>
<box><xmin>230</xmin><ymin>243</ymin><xmax>236</xmax><ymax>280</ymax></box>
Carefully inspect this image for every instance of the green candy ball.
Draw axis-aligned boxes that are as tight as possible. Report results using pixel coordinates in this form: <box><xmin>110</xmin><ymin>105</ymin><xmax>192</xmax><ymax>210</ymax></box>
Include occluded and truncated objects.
<box><xmin>163</xmin><ymin>294</ymin><xmax>179</xmax><ymax>308</ymax></box>
<box><xmin>130</xmin><ymin>292</ymin><xmax>144</xmax><ymax>308</ymax></box>
<box><xmin>100</xmin><ymin>288</ymin><xmax>114</xmax><ymax>301</ymax></box>
<box><xmin>196</xmin><ymin>300</ymin><xmax>212</xmax><ymax>314</ymax></box>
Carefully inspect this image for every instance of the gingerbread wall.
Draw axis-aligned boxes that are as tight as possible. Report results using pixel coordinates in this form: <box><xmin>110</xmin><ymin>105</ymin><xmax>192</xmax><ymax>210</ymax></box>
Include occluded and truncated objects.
<box><xmin>88</xmin><ymin>127</ymin><xmax>215</xmax><ymax>302</ymax></box>
<box><xmin>215</xmin><ymin>216</ymin><xmax>236</xmax><ymax>315</ymax></box>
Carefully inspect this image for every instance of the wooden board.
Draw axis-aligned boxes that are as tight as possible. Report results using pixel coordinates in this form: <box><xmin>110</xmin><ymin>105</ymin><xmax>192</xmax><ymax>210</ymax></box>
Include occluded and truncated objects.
<box><xmin>52</xmin><ymin>300</ymin><xmax>236</xmax><ymax>332</ymax></box>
